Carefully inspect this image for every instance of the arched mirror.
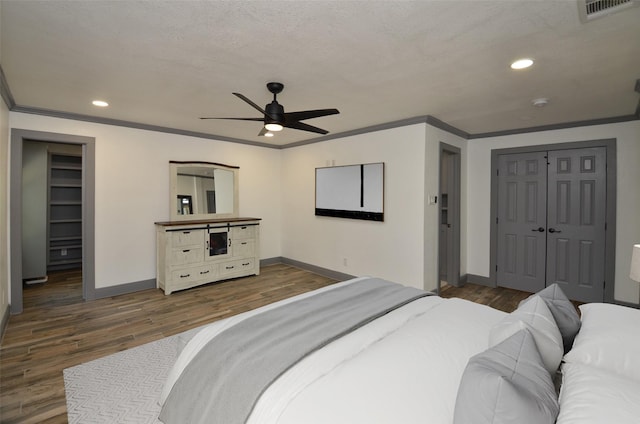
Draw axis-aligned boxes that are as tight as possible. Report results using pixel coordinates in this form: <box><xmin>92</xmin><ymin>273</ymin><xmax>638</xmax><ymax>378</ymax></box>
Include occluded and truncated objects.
<box><xmin>169</xmin><ymin>161</ymin><xmax>239</xmax><ymax>221</ymax></box>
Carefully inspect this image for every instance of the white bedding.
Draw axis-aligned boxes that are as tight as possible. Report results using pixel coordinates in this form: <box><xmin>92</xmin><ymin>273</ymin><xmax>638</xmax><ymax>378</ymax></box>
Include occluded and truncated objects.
<box><xmin>557</xmin><ymin>302</ymin><xmax>640</xmax><ymax>424</ymax></box>
<box><xmin>557</xmin><ymin>362</ymin><xmax>640</xmax><ymax>424</ymax></box>
<box><xmin>161</xmin><ymin>278</ymin><xmax>506</xmax><ymax>424</ymax></box>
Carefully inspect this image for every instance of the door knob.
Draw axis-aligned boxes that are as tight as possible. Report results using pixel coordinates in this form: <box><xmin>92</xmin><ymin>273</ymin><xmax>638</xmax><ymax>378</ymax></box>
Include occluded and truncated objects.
<box><xmin>531</xmin><ymin>227</ymin><xmax>545</xmax><ymax>232</ymax></box>
<box><xmin>548</xmin><ymin>228</ymin><xmax>561</xmax><ymax>233</ymax></box>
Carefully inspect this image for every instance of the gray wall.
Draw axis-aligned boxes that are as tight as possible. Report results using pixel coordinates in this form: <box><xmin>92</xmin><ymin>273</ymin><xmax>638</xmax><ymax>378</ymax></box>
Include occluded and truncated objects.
<box><xmin>21</xmin><ymin>141</ymin><xmax>48</xmax><ymax>280</ymax></box>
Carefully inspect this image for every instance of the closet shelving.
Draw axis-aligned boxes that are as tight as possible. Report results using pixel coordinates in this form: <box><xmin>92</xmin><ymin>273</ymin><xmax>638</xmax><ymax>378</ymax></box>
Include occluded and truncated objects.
<box><xmin>48</xmin><ymin>153</ymin><xmax>83</xmax><ymax>271</ymax></box>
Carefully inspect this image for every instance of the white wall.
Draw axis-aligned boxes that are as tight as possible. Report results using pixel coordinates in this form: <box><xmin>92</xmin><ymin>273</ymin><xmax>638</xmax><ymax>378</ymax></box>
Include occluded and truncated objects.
<box><xmin>9</xmin><ymin>112</ymin><xmax>283</xmax><ymax>289</ymax></box>
<box><xmin>281</xmin><ymin>124</ymin><xmax>429</xmax><ymax>290</ymax></box>
<box><xmin>467</xmin><ymin>120</ymin><xmax>640</xmax><ymax>303</ymax></box>
<box><xmin>6</xmin><ymin>110</ymin><xmax>638</xmax><ymax>304</ymax></box>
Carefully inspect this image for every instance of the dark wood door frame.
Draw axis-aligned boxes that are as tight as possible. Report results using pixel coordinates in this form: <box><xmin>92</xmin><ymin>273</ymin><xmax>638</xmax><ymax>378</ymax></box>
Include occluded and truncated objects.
<box><xmin>489</xmin><ymin>138</ymin><xmax>617</xmax><ymax>303</ymax></box>
<box><xmin>9</xmin><ymin>129</ymin><xmax>96</xmax><ymax>314</ymax></box>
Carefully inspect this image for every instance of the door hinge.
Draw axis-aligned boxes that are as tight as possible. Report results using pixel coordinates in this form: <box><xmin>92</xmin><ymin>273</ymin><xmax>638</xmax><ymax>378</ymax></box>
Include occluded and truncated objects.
<box><xmin>496</xmin><ymin>265</ymin><xmax>498</xmax><ymax>271</ymax></box>
<box><xmin>605</xmin><ymin>222</ymin><xmax>607</xmax><ymax>231</ymax></box>
<box><xmin>496</xmin><ymin>169</ymin><xmax>499</xmax><ymax>176</ymax></box>
<box><xmin>496</xmin><ymin>217</ymin><xmax>499</xmax><ymax>224</ymax></box>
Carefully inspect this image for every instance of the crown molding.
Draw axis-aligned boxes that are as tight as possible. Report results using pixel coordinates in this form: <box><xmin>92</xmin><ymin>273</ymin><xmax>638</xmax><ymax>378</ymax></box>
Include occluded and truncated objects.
<box><xmin>10</xmin><ymin>104</ymin><xmax>276</xmax><ymax>148</ymax></box>
<box><xmin>468</xmin><ymin>114</ymin><xmax>638</xmax><ymax>139</ymax></box>
<box><xmin>4</xmin><ymin>69</ymin><xmax>638</xmax><ymax>147</ymax></box>
<box><xmin>0</xmin><ymin>65</ymin><xmax>16</xmax><ymax>110</ymax></box>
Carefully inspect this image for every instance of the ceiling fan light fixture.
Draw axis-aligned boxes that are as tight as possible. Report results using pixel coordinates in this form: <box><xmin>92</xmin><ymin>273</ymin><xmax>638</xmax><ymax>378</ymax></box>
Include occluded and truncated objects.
<box><xmin>264</xmin><ymin>123</ymin><xmax>283</xmax><ymax>132</ymax></box>
<box><xmin>510</xmin><ymin>58</ymin><xmax>534</xmax><ymax>70</ymax></box>
<box><xmin>92</xmin><ymin>100</ymin><xmax>109</xmax><ymax>107</ymax></box>
<box><xmin>264</xmin><ymin>132</ymin><xmax>274</xmax><ymax>137</ymax></box>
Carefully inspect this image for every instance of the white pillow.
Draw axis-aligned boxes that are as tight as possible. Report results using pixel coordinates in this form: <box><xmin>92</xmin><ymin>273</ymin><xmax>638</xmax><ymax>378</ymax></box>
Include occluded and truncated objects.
<box><xmin>563</xmin><ymin>303</ymin><xmax>640</xmax><ymax>381</ymax></box>
<box><xmin>557</xmin><ymin>362</ymin><xmax>640</xmax><ymax>424</ymax></box>
<box><xmin>489</xmin><ymin>295</ymin><xmax>563</xmax><ymax>374</ymax></box>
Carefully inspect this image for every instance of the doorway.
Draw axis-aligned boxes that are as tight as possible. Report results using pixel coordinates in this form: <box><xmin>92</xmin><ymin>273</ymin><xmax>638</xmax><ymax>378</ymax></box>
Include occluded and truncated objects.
<box><xmin>490</xmin><ymin>139</ymin><xmax>616</xmax><ymax>303</ymax></box>
<box><xmin>438</xmin><ymin>143</ymin><xmax>461</xmax><ymax>289</ymax></box>
<box><xmin>22</xmin><ymin>142</ymin><xmax>84</xmax><ymax>307</ymax></box>
<box><xmin>9</xmin><ymin>129</ymin><xmax>96</xmax><ymax>314</ymax></box>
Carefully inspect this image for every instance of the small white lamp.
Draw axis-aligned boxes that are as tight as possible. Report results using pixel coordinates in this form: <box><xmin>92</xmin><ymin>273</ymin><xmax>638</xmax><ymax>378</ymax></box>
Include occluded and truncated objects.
<box><xmin>631</xmin><ymin>244</ymin><xmax>640</xmax><ymax>282</ymax></box>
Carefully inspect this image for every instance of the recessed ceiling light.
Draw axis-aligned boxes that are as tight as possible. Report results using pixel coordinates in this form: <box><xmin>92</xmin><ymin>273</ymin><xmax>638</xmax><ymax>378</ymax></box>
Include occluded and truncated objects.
<box><xmin>510</xmin><ymin>58</ymin><xmax>534</xmax><ymax>70</ymax></box>
<box><xmin>264</xmin><ymin>132</ymin><xmax>274</xmax><ymax>137</ymax></box>
<box><xmin>532</xmin><ymin>98</ymin><xmax>549</xmax><ymax>107</ymax></box>
<box><xmin>92</xmin><ymin>100</ymin><xmax>109</xmax><ymax>107</ymax></box>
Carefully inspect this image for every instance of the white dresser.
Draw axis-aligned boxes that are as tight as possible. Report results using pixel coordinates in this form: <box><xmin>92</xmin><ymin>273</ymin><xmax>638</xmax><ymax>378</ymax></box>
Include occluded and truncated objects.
<box><xmin>155</xmin><ymin>218</ymin><xmax>260</xmax><ymax>294</ymax></box>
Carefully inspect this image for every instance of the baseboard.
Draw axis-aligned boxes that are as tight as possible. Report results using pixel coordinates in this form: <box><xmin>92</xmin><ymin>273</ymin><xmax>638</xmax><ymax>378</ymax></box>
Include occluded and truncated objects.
<box><xmin>91</xmin><ymin>259</ymin><xmax>351</xmax><ymax>300</ymax></box>
<box><xmin>460</xmin><ymin>273</ymin><xmax>494</xmax><ymax>288</ymax></box>
<box><xmin>613</xmin><ymin>299</ymin><xmax>640</xmax><ymax>309</ymax></box>
<box><xmin>260</xmin><ymin>257</ymin><xmax>284</xmax><ymax>267</ymax></box>
<box><xmin>277</xmin><ymin>257</ymin><xmax>356</xmax><ymax>281</ymax></box>
<box><xmin>93</xmin><ymin>278</ymin><xmax>157</xmax><ymax>299</ymax></box>
<box><xmin>0</xmin><ymin>303</ymin><xmax>10</xmax><ymax>344</ymax></box>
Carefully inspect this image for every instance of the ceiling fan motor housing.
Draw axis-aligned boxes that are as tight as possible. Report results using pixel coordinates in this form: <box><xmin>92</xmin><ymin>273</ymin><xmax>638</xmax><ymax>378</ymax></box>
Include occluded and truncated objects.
<box><xmin>265</xmin><ymin>101</ymin><xmax>285</xmax><ymax>124</ymax></box>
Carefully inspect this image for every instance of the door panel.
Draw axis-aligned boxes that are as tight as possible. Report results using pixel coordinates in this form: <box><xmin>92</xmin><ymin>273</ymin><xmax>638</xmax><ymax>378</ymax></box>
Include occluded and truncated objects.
<box><xmin>546</xmin><ymin>148</ymin><xmax>606</xmax><ymax>302</ymax></box>
<box><xmin>496</xmin><ymin>147</ymin><xmax>606</xmax><ymax>302</ymax></box>
<box><xmin>496</xmin><ymin>152</ymin><xmax>547</xmax><ymax>292</ymax></box>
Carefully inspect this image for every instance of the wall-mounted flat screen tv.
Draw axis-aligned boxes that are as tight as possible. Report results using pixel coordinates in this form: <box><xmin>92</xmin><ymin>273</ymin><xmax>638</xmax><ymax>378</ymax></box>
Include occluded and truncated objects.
<box><xmin>315</xmin><ymin>162</ymin><xmax>384</xmax><ymax>221</ymax></box>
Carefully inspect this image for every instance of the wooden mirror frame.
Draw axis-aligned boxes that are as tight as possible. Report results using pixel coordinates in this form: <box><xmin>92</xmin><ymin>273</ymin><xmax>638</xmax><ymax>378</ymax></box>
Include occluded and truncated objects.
<box><xmin>169</xmin><ymin>161</ymin><xmax>239</xmax><ymax>221</ymax></box>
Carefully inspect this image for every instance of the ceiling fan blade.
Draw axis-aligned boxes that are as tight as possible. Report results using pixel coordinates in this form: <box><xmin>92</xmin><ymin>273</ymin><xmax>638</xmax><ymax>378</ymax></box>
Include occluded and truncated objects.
<box><xmin>258</xmin><ymin>127</ymin><xmax>269</xmax><ymax>136</ymax></box>
<box><xmin>232</xmin><ymin>92</ymin><xmax>278</xmax><ymax>121</ymax></box>
<box><xmin>284</xmin><ymin>120</ymin><xmax>329</xmax><ymax>135</ymax></box>
<box><xmin>199</xmin><ymin>117</ymin><xmax>264</xmax><ymax>121</ymax></box>
<box><xmin>284</xmin><ymin>108</ymin><xmax>339</xmax><ymax>122</ymax></box>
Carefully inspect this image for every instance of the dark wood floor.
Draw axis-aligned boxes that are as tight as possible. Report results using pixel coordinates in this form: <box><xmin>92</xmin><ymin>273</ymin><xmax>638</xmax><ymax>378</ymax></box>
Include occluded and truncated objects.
<box><xmin>0</xmin><ymin>265</ymin><xmax>529</xmax><ymax>423</ymax></box>
<box><xmin>439</xmin><ymin>281</ymin><xmax>532</xmax><ymax>312</ymax></box>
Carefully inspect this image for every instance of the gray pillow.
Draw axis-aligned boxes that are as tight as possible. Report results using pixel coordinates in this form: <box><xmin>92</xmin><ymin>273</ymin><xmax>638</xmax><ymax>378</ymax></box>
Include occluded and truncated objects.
<box><xmin>519</xmin><ymin>284</ymin><xmax>581</xmax><ymax>352</ymax></box>
<box><xmin>453</xmin><ymin>329</ymin><xmax>559</xmax><ymax>424</ymax></box>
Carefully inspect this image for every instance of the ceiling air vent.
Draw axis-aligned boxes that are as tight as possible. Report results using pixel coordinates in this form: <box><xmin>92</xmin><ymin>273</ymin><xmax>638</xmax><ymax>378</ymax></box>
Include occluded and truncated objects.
<box><xmin>578</xmin><ymin>0</ymin><xmax>639</xmax><ymax>22</ymax></box>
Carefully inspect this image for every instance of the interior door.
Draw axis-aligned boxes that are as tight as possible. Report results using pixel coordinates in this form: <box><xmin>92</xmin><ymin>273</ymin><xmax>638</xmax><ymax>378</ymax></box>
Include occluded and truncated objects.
<box><xmin>496</xmin><ymin>147</ymin><xmax>607</xmax><ymax>302</ymax></box>
<box><xmin>438</xmin><ymin>145</ymin><xmax>461</xmax><ymax>288</ymax></box>
<box><xmin>496</xmin><ymin>152</ymin><xmax>548</xmax><ymax>293</ymax></box>
<box><xmin>546</xmin><ymin>148</ymin><xmax>606</xmax><ymax>303</ymax></box>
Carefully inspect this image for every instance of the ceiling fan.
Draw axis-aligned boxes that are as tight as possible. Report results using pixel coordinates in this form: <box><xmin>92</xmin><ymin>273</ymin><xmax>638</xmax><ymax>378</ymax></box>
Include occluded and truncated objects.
<box><xmin>200</xmin><ymin>82</ymin><xmax>339</xmax><ymax>136</ymax></box>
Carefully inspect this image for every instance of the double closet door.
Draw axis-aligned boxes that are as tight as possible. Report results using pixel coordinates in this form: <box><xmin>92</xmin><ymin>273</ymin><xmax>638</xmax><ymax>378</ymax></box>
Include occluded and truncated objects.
<box><xmin>496</xmin><ymin>147</ymin><xmax>606</xmax><ymax>303</ymax></box>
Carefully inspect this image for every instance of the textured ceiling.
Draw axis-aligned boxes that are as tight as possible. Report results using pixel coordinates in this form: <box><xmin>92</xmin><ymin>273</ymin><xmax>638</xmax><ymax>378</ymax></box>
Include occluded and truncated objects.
<box><xmin>1</xmin><ymin>0</ymin><xmax>639</xmax><ymax>146</ymax></box>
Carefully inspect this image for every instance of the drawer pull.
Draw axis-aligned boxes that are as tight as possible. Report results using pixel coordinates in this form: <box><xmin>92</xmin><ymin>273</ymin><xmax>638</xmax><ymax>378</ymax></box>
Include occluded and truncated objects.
<box><xmin>241</xmin><ymin>226</ymin><xmax>247</xmax><ymax>229</ymax></box>
<box><xmin>242</xmin><ymin>262</ymin><xmax>250</xmax><ymax>266</ymax></box>
<box><xmin>241</xmin><ymin>242</ymin><xmax>247</xmax><ymax>245</ymax></box>
<box><xmin>182</xmin><ymin>249</ymin><xmax>190</xmax><ymax>253</ymax></box>
<box><xmin>200</xmin><ymin>270</ymin><xmax>209</xmax><ymax>275</ymax></box>
<box><xmin>182</xmin><ymin>231</ymin><xmax>191</xmax><ymax>234</ymax></box>
<box><xmin>225</xmin><ymin>266</ymin><xmax>234</xmax><ymax>270</ymax></box>
<box><xmin>179</xmin><ymin>273</ymin><xmax>190</xmax><ymax>278</ymax></box>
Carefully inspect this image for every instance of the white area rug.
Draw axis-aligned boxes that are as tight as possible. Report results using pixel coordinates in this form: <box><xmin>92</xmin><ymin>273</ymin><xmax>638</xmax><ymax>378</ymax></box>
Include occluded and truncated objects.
<box><xmin>64</xmin><ymin>328</ymin><xmax>199</xmax><ymax>423</ymax></box>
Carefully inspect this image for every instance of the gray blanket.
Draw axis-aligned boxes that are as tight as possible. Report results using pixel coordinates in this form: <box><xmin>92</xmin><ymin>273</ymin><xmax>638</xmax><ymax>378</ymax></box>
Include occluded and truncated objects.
<box><xmin>159</xmin><ymin>278</ymin><xmax>429</xmax><ymax>424</ymax></box>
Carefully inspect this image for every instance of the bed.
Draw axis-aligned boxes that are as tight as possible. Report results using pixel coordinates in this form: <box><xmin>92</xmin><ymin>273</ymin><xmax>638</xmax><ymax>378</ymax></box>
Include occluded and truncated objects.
<box><xmin>158</xmin><ymin>277</ymin><xmax>507</xmax><ymax>424</ymax></box>
<box><xmin>66</xmin><ymin>276</ymin><xmax>640</xmax><ymax>423</ymax></box>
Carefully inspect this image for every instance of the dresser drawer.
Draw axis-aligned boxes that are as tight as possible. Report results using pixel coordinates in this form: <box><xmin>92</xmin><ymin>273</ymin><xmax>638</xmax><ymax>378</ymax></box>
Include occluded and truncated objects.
<box><xmin>170</xmin><ymin>229</ymin><xmax>203</xmax><ymax>248</ymax></box>
<box><xmin>169</xmin><ymin>247</ymin><xmax>203</xmax><ymax>266</ymax></box>
<box><xmin>232</xmin><ymin>239</ymin><xmax>255</xmax><ymax>258</ymax></box>
<box><xmin>231</xmin><ymin>225</ymin><xmax>256</xmax><ymax>240</ymax></box>
<box><xmin>219</xmin><ymin>258</ymin><xmax>256</xmax><ymax>277</ymax></box>
<box><xmin>170</xmin><ymin>263</ymin><xmax>217</xmax><ymax>286</ymax></box>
